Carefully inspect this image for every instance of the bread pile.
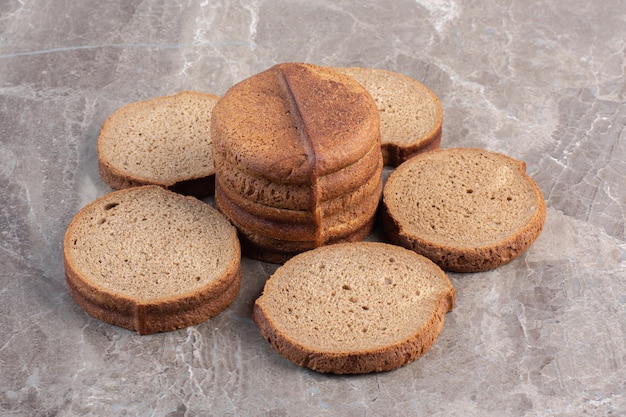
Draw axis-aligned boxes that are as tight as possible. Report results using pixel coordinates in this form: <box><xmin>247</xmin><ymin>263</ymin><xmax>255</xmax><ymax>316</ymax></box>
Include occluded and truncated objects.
<box><xmin>63</xmin><ymin>62</ymin><xmax>545</xmax><ymax>374</ymax></box>
<box><xmin>211</xmin><ymin>63</ymin><xmax>384</xmax><ymax>263</ymax></box>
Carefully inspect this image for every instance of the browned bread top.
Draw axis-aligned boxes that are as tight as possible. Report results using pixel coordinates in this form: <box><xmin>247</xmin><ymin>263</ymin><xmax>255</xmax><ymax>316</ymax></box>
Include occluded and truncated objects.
<box><xmin>253</xmin><ymin>241</ymin><xmax>455</xmax><ymax>374</ymax></box>
<box><xmin>63</xmin><ymin>185</ymin><xmax>241</xmax><ymax>334</ymax></box>
<box><xmin>97</xmin><ymin>91</ymin><xmax>220</xmax><ymax>197</ymax></box>
<box><xmin>336</xmin><ymin>67</ymin><xmax>443</xmax><ymax>166</ymax></box>
<box><xmin>211</xmin><ymin>62</ymin><xmax>381</xmax><ymax>184</ymax></box>
<box><xmin>382</xmin><ymin>148</ymin><xmax>546</xmax><ymax>272</ymax></box>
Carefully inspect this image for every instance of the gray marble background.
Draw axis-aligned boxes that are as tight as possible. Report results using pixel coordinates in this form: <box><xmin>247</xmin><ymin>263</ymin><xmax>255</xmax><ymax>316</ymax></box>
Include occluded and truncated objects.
<box><xmin>1</xmin><ymin>1</ymin><xmax>625</xmax><ymax>416</ymax></box>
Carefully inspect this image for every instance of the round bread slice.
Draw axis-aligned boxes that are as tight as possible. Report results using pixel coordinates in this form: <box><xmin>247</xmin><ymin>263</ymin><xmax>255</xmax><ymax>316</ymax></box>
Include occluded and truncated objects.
<box><xmin>98</xmin><ymin>91</ymin><xmax>220</xmax><ymax>197</ymax></box>
<box><xmin>63</xmin><ymin>185</ymin><xmax>241</xmax><ymax>334</ymax></box>
<box><xmin>381</xmin><ymin>148</ymin><xmax>546</xmax><ymax>272</ymax></box>
<box><xmin>253</xmin><ymin>241</ymin><xmax>455</xmax><ymax>374</ymax></box>
<box><xmin>335</xmin><ymin>67</ymin><xmax>443</xmax><ymax>167</ymax></box>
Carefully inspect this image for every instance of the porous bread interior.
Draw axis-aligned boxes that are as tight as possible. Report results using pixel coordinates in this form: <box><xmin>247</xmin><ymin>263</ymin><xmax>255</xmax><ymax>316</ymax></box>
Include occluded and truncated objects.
<box><xmin>99</xmin><ymin>91</ymin><xmax>219</xmax><ymax>184</ymax></box>
<box><xmin>65</xmin><ymin>187</ymin><xmax>238</xmax><ymax>302</ymax></box>
<box><xmin>256</xmin><ymin>242</ymin><xmax>453</xmax><ymax>352</ymax></box>
<box><xmin>384</xmin><ymin>149</ymin><xmax>541</xmax><ymax>246</ymax></box>
<box><xmin>337</xmin><ymin>67</ymin><xmax>441</xmax><ymax>146</ymax></box>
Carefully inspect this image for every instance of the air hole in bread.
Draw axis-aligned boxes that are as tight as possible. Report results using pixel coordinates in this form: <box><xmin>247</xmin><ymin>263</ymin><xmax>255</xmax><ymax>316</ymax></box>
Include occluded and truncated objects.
<box><xmin>361</xmin><ymin>306</ymin><xmax>369</xmax><ymax>310</ymax></box>
<box><xmin>104</xmin><ymin>202</ymin><xmax>119</xmax><ymax>210</ymax></box>
<box><xmin>342</xmin><ymin>284</ymin><xmax>351</xmax><ymax>290</ymax></box>
<box><xmin>98</xmin><ymin>218</ymin><xmax>106</xmax><ymax>225</ymax></box>
<box><xmin>466</xmin><ymin>189</ymin><xmax>473</xmax><ymax>194</ymax></box>
<box><xmin>385</xmin><ymin>278</ymin><xmax>393</xmax><ymax>285</ymax></box>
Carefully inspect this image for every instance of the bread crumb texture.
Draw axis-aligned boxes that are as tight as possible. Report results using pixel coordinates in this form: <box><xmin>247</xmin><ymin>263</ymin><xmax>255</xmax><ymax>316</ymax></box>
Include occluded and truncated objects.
<box><xmin>254</xmin><ymin>242</ymin><xmax>455</xmax><ymax>373</ymax></box>
<box><xmin>65</xmin><ymin>186</ymin><xmax>239</xmax><ymax>302</ymax></box>
<box><xmin>382</xmin><ymin>148</ymin><xmax>546</xmax><ymax>272</ymax></box>
<box><xmin>98</xmin><ymin>91</ymin><xmax>219</xmax><ymax>185</ymax></box>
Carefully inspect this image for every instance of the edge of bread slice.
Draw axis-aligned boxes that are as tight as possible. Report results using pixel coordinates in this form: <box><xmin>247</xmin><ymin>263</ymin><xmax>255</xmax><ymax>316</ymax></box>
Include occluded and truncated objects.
<box><xmin>253</xmin><ymin>241</ymin><xmax>455</xmax><ymax>374</ymax></box>
<box><xmin>98</xmin><ymin>91</ymin><xmax>220</xmax><ymax>197</ymax></box>
<box><xmin>63</xmin><ymin>185</ymin><xmax>241</xmax><ymax>334</ymax></box>
<box><xmin>335</xmin><ymin>67</ymin><xmax>442</xmax><ymax>167</ymax></box>
<box><xmin>381</xmin><ymin>148</ymin><xmax>546</xmax><ymax>272</ymax></box>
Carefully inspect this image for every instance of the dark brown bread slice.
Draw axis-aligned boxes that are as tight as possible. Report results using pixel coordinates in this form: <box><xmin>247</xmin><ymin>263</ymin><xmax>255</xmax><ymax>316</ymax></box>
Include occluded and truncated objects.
<box><xmin>336</xmin><ymin>67</ymin><xmax>443</xmax><ymax>167</ymax></box>
<box><xmin>211</xmin><ymin>63</ymin><xmax>380</xmax><ymax>184</ymax></box>
<box><xmin>63</xmin><ymin>186</ymin><xmax>241</xmax><ymax>334</ymax></box>
<box><xmin>98</xmin><ymin>91</ymin><xmax>220</xmax><ymax>197</ymax></box>
<box><xmin>235</xmin><ymin>216</ymin><xmax>377</xmax><ymax>264</ymax></box>
<box><xmin>253</xmin><ymin>242</ymin><xmax>455</xmax><ymax>374</ymax></box>
<box><xmin>381</xmin><ymin>148</ymin><xmax>546</xmax><ymax>272</ymax></box>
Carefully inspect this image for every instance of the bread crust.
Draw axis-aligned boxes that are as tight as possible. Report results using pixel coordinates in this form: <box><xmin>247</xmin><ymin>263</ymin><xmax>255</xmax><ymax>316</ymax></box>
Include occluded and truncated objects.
<box><xmin>97</xmin><ymin>91</ymin><xmax>220</xmax><ymax>198</ymax></box>
<box><xmin>254</xmin><ymin>292</ymin><xmax>451</xmax><ymax>374</ymax></box>
<box><xmin>253</xmin><ymin>242</ymin><xmax>455</xmax><ymax>373</ymax></box>
<box><xmin>381</xmin><ymin>148</ymin><xmax>547</xmax><ymax>272</ymax></box>
<box><xmin>63</xmin><ymin>186</ymin><xmax>242</xmax><ymax>334</ymax></box>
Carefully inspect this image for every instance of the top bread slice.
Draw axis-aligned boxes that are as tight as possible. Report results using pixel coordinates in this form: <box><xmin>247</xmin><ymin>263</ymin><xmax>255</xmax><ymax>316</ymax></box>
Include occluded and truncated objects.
<box><xmin>335</xmin><ymin>67</ymin><xmax>443</xmax><ymax>167</ymax></box>
<box><xmin>98</xmin><ymin>91</ymin><xmax>220</xmax><ymax>197</ymax></box>
<box><xmin>381</xmin><ymin>148</ymin><xmax>546</xmax><ymax>272</ymax></box>
<box><xmin>253</xmin><ymin>241</ymin><xmax>455</xmax><ymax>374</ymax></box>
<box><xmin>212</xmin><ymin>63</ymin><xmax>381</xmax><ymax>184</ymax></box>
<box><xmin>63</xmin><ymin>185</ymin><xmax>241</xmax><ymax>334</ymax></box>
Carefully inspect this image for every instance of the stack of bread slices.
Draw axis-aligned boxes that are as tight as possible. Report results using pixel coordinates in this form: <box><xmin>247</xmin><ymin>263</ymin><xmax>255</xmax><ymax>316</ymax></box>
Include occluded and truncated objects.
<box><xmin>64</xmin><ymin>62</ymin><xmax>546</xmax><ymax>375</ymax></box>
<box><xmin>211</xmin><ymin>63</ymin><xmax>384</xmax><ymax>263</ymax></box>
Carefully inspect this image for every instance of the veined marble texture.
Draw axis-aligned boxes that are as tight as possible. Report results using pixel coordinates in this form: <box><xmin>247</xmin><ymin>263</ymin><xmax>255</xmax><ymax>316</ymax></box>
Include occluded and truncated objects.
<box><xmin>1</xmin><ymin>0</ymin><xmax>624</xmax><ymax>416</ymax></box>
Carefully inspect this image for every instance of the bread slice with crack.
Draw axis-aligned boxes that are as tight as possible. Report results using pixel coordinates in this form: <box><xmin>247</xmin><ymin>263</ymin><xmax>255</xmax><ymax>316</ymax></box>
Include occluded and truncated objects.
<box><xmin>381</xmin><ymin>148</ymin><xmax>546</xmax><ymax>272</ymax></box>
<box><xmin>63</xmin><ymin>185</ymin><xmax>241</xmax><ymax>334</ymax></box>
<box><xmin>253</xmin><ymin>241</ymin><xmax>455</xmax><ymax>374</ymax></box>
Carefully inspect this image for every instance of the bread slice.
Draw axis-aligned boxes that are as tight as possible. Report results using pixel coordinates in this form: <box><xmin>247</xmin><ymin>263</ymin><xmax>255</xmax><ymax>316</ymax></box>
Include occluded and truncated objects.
<box><xmin>335</xmin><ymin>67</ymin><xmax>443</xmax><ymax>167</ymax></box>
<box><xmin>63</xmin><ymin>185</ymin><xmax>241</xmax><ymax>334</ymax></box>
<box><xmin>212</xmin><ymin>63</ymin><xmax>380</xmax><ymax>184</ymax></box>
<box><xmin>381</xmin><ymin>148</ymin><xmax>546</xmax><ymax>272</ymax></box>
<box><xmin>98</xmin><ymin>91</ymin><xmax>220</xmax><ymax>197</ymax></box>
<box><xmin>253</xmin><ymin>241</ymin><xmax>455</xmax><ymax>374</ymax></box>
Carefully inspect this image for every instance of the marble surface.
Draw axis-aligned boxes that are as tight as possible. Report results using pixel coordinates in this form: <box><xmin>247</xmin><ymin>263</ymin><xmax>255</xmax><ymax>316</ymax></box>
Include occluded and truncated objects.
<box><xmin>1</xmin><ymin>0</ymin><xmax>625</xmax><ymax>416</ymax></box>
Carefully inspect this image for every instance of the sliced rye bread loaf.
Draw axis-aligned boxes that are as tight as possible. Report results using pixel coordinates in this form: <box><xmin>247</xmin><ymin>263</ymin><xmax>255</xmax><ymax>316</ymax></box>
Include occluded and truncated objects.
<box><xmin>335</xmin><ymin>67</ymin><xmax>443</xmax><ymax>167</ymax></box>
<box><xmin>211</xmin><ymin>63</ymin><xmax>383</xmax><ymax>263</ymax></box>
<box><xmin>253</xmin><ymin>241</ymin><xmax>455</xmax><ymax>374</ymax></box>
<box><xmin>63</xmin><ymin>185</ymin><xmax>241</xmax><ymax>334</ymax></box>
<box><xmin>98</xmin><ymin>91</ymin><xmax>220</xmax><ymax>197</ymax></box>
<box><xmin>381</xmin><ymin>148</ymin><xmax>546</xmax><ymax>272</ymax></box>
